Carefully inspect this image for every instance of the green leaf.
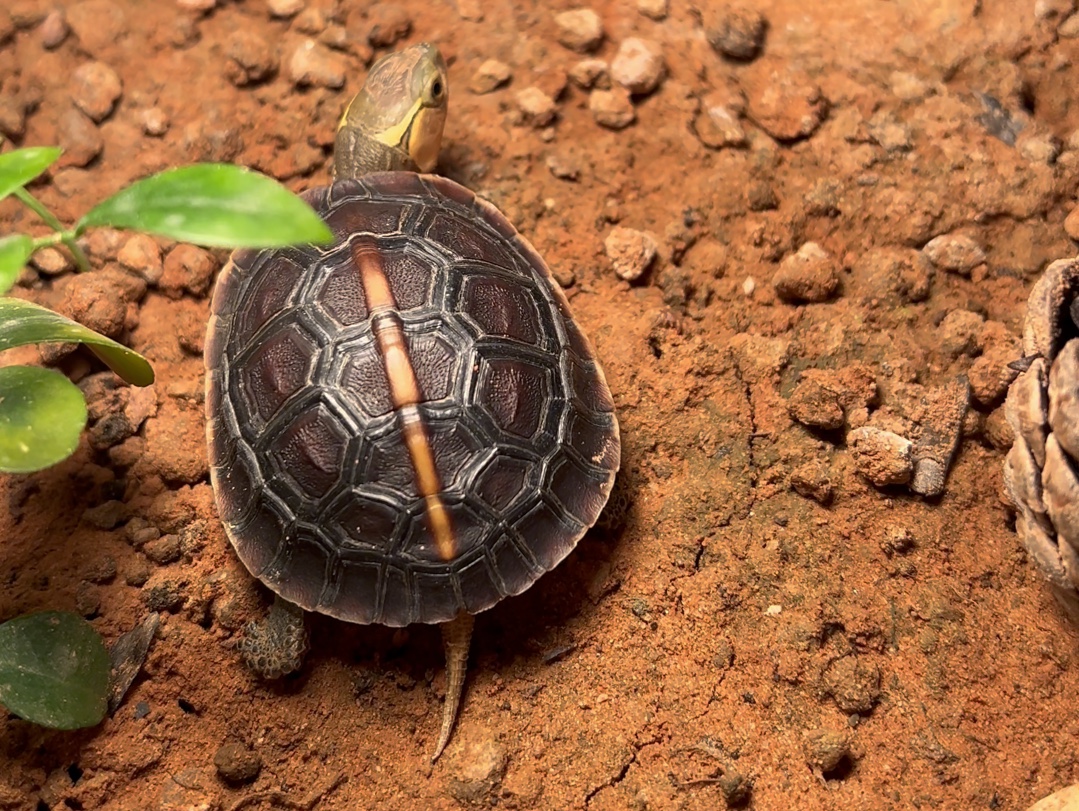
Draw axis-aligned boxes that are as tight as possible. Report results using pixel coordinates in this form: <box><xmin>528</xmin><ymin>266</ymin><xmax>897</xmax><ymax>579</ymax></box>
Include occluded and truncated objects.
<box><xmin>0</xmin><ymin>298</ymin><xmax>153</xmax><ymax>386</ymax></box>
<box><xmin>78</xmin><ymin>163</ymin><xmax>334</xmax><ymax>248</ymax></box>
<box><xmin>0</xmin><ymin>147</ymin><xmax>62</xmax><ymax>201</ymax></box>
<box><xmin>0</xmin><ymin>366</ymin><xmax>87</xmax><ymax>473</ymax></box>
<box><xmin>0</xmin><ymin>611</ymin><xmax>109</xmax><ymax>729</ymax></box>
<box><xmin>0</xmin><ymin>235</ymin><xmax>32</xmax><ymax>294</ymax></box>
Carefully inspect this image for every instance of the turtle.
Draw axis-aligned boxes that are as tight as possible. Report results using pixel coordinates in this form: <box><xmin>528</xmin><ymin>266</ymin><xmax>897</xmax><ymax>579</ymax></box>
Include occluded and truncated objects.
<box><xmin>204</xmin><ymin>42</ymin><xmax>621</xmax><ymax>760</ymax></box>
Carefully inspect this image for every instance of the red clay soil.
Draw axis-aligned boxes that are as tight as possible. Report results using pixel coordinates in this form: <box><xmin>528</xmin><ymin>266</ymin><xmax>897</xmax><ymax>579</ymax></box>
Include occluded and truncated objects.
<box><xmin>3</xmin><ymin>0</ymin><xmax>1079</xmax><ymax>809</ymax></box>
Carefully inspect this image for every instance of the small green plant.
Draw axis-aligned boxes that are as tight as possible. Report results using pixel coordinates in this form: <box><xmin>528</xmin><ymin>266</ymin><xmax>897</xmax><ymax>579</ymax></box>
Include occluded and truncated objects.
<box><xmin>0</xmin><ymin>145</ymin><xmax>333</xmax><ymax>729</ymax></box>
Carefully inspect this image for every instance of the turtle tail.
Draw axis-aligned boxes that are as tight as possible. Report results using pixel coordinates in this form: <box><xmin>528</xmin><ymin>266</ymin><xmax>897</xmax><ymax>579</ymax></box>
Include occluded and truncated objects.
<box><xmin>432</xmin><ymin>612</ymin><xmax>475</xmax><ymax>762</ymax></box>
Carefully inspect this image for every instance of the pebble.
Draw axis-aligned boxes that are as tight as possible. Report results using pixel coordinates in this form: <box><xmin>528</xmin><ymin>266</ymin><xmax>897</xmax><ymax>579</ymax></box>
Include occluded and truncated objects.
<box><xmin>554</xmin><ymin>8</ymin><xmax>604</xmax><ymax>53</ymax></box>
<box><xmin>637</xmin><ymin>0</ymin><xmax>668</xmax><ymax>19</ymax></box>
<box><xmin>214</xmin><ymin>742</ymin><xmax>262</xmax><ymax>784</ymax></box>
<box><xmin>921</xmin><ymin>233</ymin><xmax>985</xmax><ymax>275</ymax></box>
<box><xmin>266</xmin><ymin>0</ymin><xmax>303</xmax><ymax>17</ymax></box>
<box><xmin>82</xmin><ymin>500</ymin><xmax>127</xmax><ymax>530</ymax></box>
<box><xmin>1034</xmin><ymin>0</ymin><xmax>1073</xmax><ymax>20</ymax></box>
<box><xmin>610</xmin><ymin>38</ymin><xmax>665</xmax><ymax>96</ymax></box>
<box><xmin>938</xmin><ymin>309</ymin><xmax>984</xmax><ymax>360</ymax></box>
<box><xmin>469</xmin><ymin>59</ymin><xmax>512</xmax><ymax>94</ymax></box>
<box><xmin>57</xmin><ymin>107</ymin><xmax>103</xmax><ymax>168</ymax></box>
<box><xmin>1061</xmin><ymin>14</ymin><xmax>1079</xmax><ymax>37</ymax></box>
<box><xmin>142</xmin><ymin>408</ymin><xmax>209</xmax><ymax>484</ymax></box>
<box><xmin>694</xmin><ymin>97</ymin><xmax>747</xmax><ymax>149</ymax></box>
<box><xmin>1019</xmin><ymin>131</ymin><xmax>1060</xmax><ymax>164</ymax></box>
<box><xmin>71</xmin><ymin>61</ymin><xmax>123</xmax><ymax>123</ymax></box>
<box><xmin>447</xmin><ymin>740</ymin><xmax>509</xmax><ymax>805</ymax></box>
<box><xmin>790</xmin><ymin>462</ymin><xmax>834</xmax><ymax>505</ymax></box>
<box><xmin>848</xmin><ymin>426</ymin><xmax>913</xmax><ymax>486</ymax></box>
<box><xmin>704</xmin><ymin>6</ymin><xmax>767</xmax><ymax>61</ymax></box>
<box><xmin>118</xmin><ymin>234</ymin><xmax>164</xmax><ymax>284</ymax></box>
<box><xmin>605</xmin><ymin>227</ymin><xmax>656</xmax><ymax>281</ymax></box>
<box><xmin>288</xmin><ymin>39</ymin><xmax>346</xmax><ymax>88</ymax></box>
<box><xmin>30</xmin><ymin>247</ymin><xmax>73</xmax><ymax>276</ymax></box>
<box><xmin>803</xmin><ymin>729</ymin><xmax>850</xmax><ymax>774</ymax></box>
<box><xmin>140</xmin><ymin>107</ymin><xmax>170</xmax><ymax>137</ymax></box>
<box><xmin>1064</xmin><ymin>205</ymin><xmax>1079</xmax><ymax>241</ymax></box>
<box><xmin>748</xmin><ymin>70</ymin><xmax>827</xmax><ymax>142</ymax></box>
<box><xmin>292</xmin><ymin>7</ymin><xmax>327</xmax><ymax>33</ymax></box>
<box><xmin>158</xmin><ymin>767</ymin><xmax>218</xmax><ymax>811</ymax></box>
<box><xmin>515</xmin><ymin>87</ymin><xmax>557</xmax><ymax>128</ymax></box>
<box><xmin>0</xmin><ymin>97</ymin><xmax>26</xmax><ymax>139</ymax></box>
<box><xmin>144</xmin><ymin>535</ymin><xmax>182</xmax><ymax>565</ymax></box>
<box><xmin>161</xmin><ymin>244</ymin><xmax>216</xmax><ymax>298</ymax></box>
<box><xmin>367</xmin><ymin>3</ymin><xmax>411</xmax><ymax>47</ymax></box>
<box><xmin>569</xmin><ymin>59</ymin><xmax>608</xmax><ymax>89</ymax></box>
<box><xmin>60</xmin><ymin>272</ymin><xmax>128</xmax><ymax>337</ymax></box>
<box><xmin>176</xmin><ymin>0</ymin><xmax>216</xmax><ymax>10</ymax></box>
<box><xmin>546</xmin><ymin>151</ymin><xmax>581</xmax><ymax>181</ymax></box>
<box><xmin>772</xmin><ymin>242</ymin><xmax>840</xmax><ymax>303</ymax></box>
<box><xmin>590</xmin><ymin>88</ymin><xmax>635</xmax><ymax>129</ymax></box>
<box><xmin>40</xmin><ymin>9</ymin><xmax>69</xmax><ymax>48</ymax></box>
<box><xmin>66</xmin><ymin>0</ymin><xmax>127</xmax><ymax>56</ymax></box>
<box><xmin>822</xmin><ymin>656</ymin><xmax>881</xmax><ymax>714</ymax></box>
<box><xmin>226</xmin><ymin>30</ymin><xmax>278</xmax><ymax>86</ymax></box>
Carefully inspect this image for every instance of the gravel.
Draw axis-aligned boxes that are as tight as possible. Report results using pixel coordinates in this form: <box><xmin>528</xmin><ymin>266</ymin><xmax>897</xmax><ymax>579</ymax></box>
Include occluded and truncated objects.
<box><xmin>569</xmin><ymin>59</ymin><xmax>608</xmax><ymax>89</ymax></box>
<box><xmin>366</xmin><ymin>3</ymin><xmax>411</xmax><ymax>47</ymax></box>
<box><xmin>118</xmin><ymin>234</ymin><xmax>164</xmax><ymax>284</ymax></box>
<box><xmin>161</xmin><ymin>245</ymin><xmax>215</xmax><ymax>298</ymax></box>
<box><xmin>266</xmin><ymin>0</ymin><xmax>303</xmax><ymax>17</ymax></box>
<box><xmin>747</xmin><ymin>70</ymin><xmax>827</xmax><ymax>142</ymax></box>
<box><xmin>469</xmin><ymin>59</ymin><xmax>512</xmax><ymax>94</ymax></box>
<box><xmin>590</xmin><ymin>88</ymin><xmax>635</xmax><ymax>129</ymax></box>
<box><xmin>225</xmin><ymin>31</ymin><xmax>278</xmax><ymax>86</ymax></box>
<box><xmin>803</xmin><ymin>728</ymin><xmax>851</xmax><ymax>774</ymax></box>
<box><xmin>57</xmin><ymin>107</ymin><xmax>103</xmax><ymax>167</ymax></box>
<box><xmin>922</xmin><ymin>233</ymin><xmax>986</xmax><ymax>275</ymax></box>
<box><xmin>554</xmin><ymin>8</ymin><xmax>604</xmax><ymax>53</ymax></box>
<box><xmin>704</xmin><ymin>6</ymin><xmax>767</xmax><ymax>61</ymax></box>
<box><xmin>605</xmin><ymin>227</ymin><xmax>656</xmax><ymax>281</ymax></box>
<box><xmin>772</xmin><ymin>242</ymin><xmax>840</xmax><ymax>303</ymax></box>
<box><xmin>637</xmin><ymin>0</ymin><xmax>668</xmax><ymax>20</ymax></box>
<box><xmin>848</xmin><ymin>426</ymin><xmax>914</xmax><ymax>486</ymax></box>
<box><xmin>515</xmin><ymin>87</ymin><xmax>557</xmax><ymax>127</ymax></box>
<box><xmin>39</xmin><ymin>9</ymin><xmax>69</xmax><ymax>48</ymax></box>
<box><xmin>288</xmin><ymin>39</ymin><xmax>346</xmax><ymax>88</ymax></box>
<box><xmin>214</xmin><ymin>742</ymin><xmax>262</xmax><ymax>784</ymax></box>
<box><xmin>610</xmin><ymin>38</ymin><xmax>665</xmax><ymax>96</ymax></box>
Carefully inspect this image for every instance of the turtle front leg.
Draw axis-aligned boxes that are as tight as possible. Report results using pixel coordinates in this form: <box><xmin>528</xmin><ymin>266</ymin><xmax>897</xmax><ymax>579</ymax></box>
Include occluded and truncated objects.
<box><xmin>238</xmin><ymin>594</ymin><xmax>309</xmax><ymax>679</ymax></box>
<box><xmin>432</xmin><ymin>612</ymin><xmax>475</xmax><ymax>762</ymax></box>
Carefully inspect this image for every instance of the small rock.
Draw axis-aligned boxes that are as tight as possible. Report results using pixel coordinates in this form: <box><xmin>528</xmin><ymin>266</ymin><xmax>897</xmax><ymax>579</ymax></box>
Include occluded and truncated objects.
<box><xmin>456</xmin><ymin>0</ymin><xmax>484</xmax><ymax>20</ymax></box>
<box><xmin>853</xmin><ymin>247</ymin><xmax>932</xmax><ymax>304</ymax></box>
<box><xmin>144</xmin><ymin>535</ymin><xmax>182</xmax><ymax>565</ymax></box>
<box><xmin>288</xmin><ymin>39</ymin><xmax>346</xmax><ymax>89</ymax></box>
<box><xmin>848</xmin><ymin>426</ymin><xmax>913</xmax><ymax>486</ymax></box>
<box><xmin>693</xmin><ymin>97</ymin><xmax>747</xmax><ymax>149</ymax></box>
<box><xmin>140</xmin><ymin>106</ymin><xmax>170</xmax><ymax>137</ymax></box>
<box><xmin>790</xmin><ymin>462</ymin><xmax>834</xmax><ymax>505</ymax></box>
<box><xmin>142</xmin><ymin>407</ymin><xmax>209</xmax><ymax>484</ymax></box>
<box><xmin>610</xmin><ymin>37</ymin><xmax>665</xmax><ymax>96</ymax></box>
<box><xmin>292</xmin><ymin>7</ymin><xmax>327</xmax><ymax>33</ymax></box>
<box><xmin>1064</xmin><ymin>206</ymin><xmax>1079</xmax><ymax>242</ymax></box>
<box><xmin>938</xmin><ymin>309</ymin><xmax>984</xmax><ymax>360</ymax></box>
<box><xmin>83</xmin><ymin>500</ymin><xmax>127</xmax><ymax>530</ymax></box>
<box><xmin>161</xmin><ymin>244</ymin><xmax>216</xmax><ymax>298</ymax></box>
<box><xmin>590</xmin><ymin>88</ymin><xmax>635</xmax><ymax>129</ymax></box>
<box><xmin>225</xmin><ymin>30</ymin><xmax>278</xmax><ymax>86</ymax></box>
<box><xmin>71</xmin><ymin>61</ymin><xmax>123</xmax><ymax>123</ymax></box>
<box><xmin>822</xmin><ymin>655</ymin><xmax>881</xmax><ymax>714</ymax></box>
<box><xmin>1061</xmin><ymin>13</ymin><xmax>1079</xmax><ymax>37</ymax></box>
<box><xmin>125</xmin><ymin>559</ymin><xmax>152</xmax><ymax>587</ymax></box>
<box><xmin>1035</xmin><ymin>0</ymin><xmax>1073</xmax><ymax>20</ymax></box>
<box><xmin>60</xmin><ymin>271</ymin><xmax>128</xmax><ymax>337</ymax></box>
<box><xmin>718</xmin><ymin>770</ymin><xmax>752</xmax><ymax>805</ymax></box>
<box><xmin>447</xmin><ymin>739</ymin><xmax>508</xmax><ymax>805</ymax></box>
<box><xmin>704</xmin><ymin>6</ymin><xmax>767</xmax><ymax>61</ymax></box>
<box><xmin>118</xmin><ymin>234</ymin><xmax>164</xmax><ymax>284</ymax></box>
<box><xmin>0</xmin><ymin>96</ymin><xmax>26</xmax><ymax>139</ymax></box>
<box><xmin>143</xmin><ymin>580</ymin><xmax>186</xmax><ymax>613</ymax></box>
<box><xmin>469</xmin><ymin>59</ymin><xmax>511</xmax><ymax>94</ymax></box>
<box><xmin>30</xmin><ymin>247</ymin><xmax>73</xmax><ymax>277</ymax></box>
<box><xmin>1020</xmin><ymin>132</ymin><xmax>1059</xmax><ymax>165</ymax></box>
<box><xmin>773</xmin><ymin>242</ymin><xmax>840</xmax><ymax>303</ymax></box>
<box><xmin>867</xmin><ymin>111</ymin><xmax>912</xmax><ymax>152</ymax></box>
<box><xmin>85</xmin><ymin>556</ymin><xmax>117</xmax><ymax>583</ymax></box>
<box><xmin>546</xmin><ymin>151</ymin><xmax>581</xmax><ymax>181</ymax></box>
<box><xmin>40</xmin><ymin>9</ymin><xmax>69</xmax><ymax>48</ymax></box>
<box><xmin>56</xmin><ymin>107</ymin><xmax>103</xmax><ymax>168</ymax></box>
<box><xmin>568</xmin><ymin>59</ymin><xmax>608</xmax><ymax>89</ymax></box>
<box><xmin>516</xmin><ymin>87</ymin><xmax>557</xmax><ymax>127</ymax></box>
<box><xmin>554</xmin><ymin>8</ymin><xmax>604</xmax><ymax>53</ymax></box>
<box><xmin>747</xmin><ymin>181</ymin><xmax>778</xmax><ymax>212</ymax></box>
<box><xmin>803</xmin><ymin>728</ymin><xmax>850</xmax><ymax>774</ymax></box>
<box><xmin>76</xmin><ymin>582</ymin><xmax>100</xmax><ymax>618</ymax></box>
<box><xmin>922</xmin><ymin>233</ymin><xmax>986</xmax><ymax>276</ymax></box>
<box><xmin>177</xmin><ymin>0</ymin><xmax>216</xmax><ymax>10</ymax></box>
<box><xmin>367</xmin><ymin>3</ymin><xmax>411</xmax><ymax>47</ymax></box>
<box><xmin>605</xmin><ymin>227</ymin><xmax>656</xmax><ymax>282</ymax></box>
<box><xmin>214</xmin><ymin>742</ymin><xmax>261</xmax><ymax>784</ymax></box>
<box><xmin>637</xmin><ymin>0</ymin><xmax>668</xmax><ymax>19</ymax></box>
<box><xmin>747</xmin><ymin>71</ymin><xmax>827</xmax><ymax>142</ymax></box>
<box><xmin>66</xmin><ymin>0</ymin><xmax>128</xmax><ymax>56</ymax></box>
<box><xmin>266</xmin><ymin>0</ymin><xmax>303</xmax><ymax>17</ymax></box>
<box><xmin>158</xmin><ymin>767</ymin><xmax>217</xmax><ymax>811</ymax></box>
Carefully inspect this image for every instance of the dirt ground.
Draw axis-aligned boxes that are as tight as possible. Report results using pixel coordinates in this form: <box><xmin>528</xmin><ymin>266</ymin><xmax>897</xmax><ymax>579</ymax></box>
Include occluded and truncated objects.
<box><xmin>4</xmin><ymin>0</ymin><xmax>1079</xmax><ymax>808</ymax></box>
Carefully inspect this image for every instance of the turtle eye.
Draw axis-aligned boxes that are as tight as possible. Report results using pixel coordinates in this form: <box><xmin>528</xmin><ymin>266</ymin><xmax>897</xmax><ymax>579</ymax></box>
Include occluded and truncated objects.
<box><xmin>429</xmin><ymin>77</ymin><xmax>445</xmax><ymax>102</ymax></box>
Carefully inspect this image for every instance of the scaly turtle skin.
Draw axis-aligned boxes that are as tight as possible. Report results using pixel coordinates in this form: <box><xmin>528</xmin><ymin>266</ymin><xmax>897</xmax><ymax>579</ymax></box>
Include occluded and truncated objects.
<box><xmin>204</xmin><ymin>43</ymin><xmax>620</xmax><ymax>760</ymax></box>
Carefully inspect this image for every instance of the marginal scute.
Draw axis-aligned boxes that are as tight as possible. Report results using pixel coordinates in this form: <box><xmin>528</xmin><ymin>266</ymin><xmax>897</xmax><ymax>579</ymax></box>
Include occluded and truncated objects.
<box><xmin>235</xmin><ymin>256</ymin><xmax>306</xmax><ymax>338</ymax></box>
<box><xmin>1004</xmin><ymin>357</ymin><xmax>1048</xmax><ymax>468</ymax></box>
<box><xmin>1042</xmin><ymin>435</ymin><xmax>1079</xmax><ymax>557</ymax></box>
<box><xmin>459</xmin><ymin>272</ymin><xmax>542</xmax><ymax>345</ymax></box>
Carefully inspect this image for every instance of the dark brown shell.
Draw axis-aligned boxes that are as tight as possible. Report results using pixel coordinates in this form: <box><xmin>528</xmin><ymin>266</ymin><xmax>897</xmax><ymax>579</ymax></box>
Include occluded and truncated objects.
<box><xmin>205</xmin><ymin>172</ymin><xmax>620</xmax><ymax>628</ymax></box>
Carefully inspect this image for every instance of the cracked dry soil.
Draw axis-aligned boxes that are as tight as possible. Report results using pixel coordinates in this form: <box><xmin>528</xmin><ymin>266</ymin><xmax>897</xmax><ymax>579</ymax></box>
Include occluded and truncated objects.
<box><xmin>3</xmin><ymin>0</ymin><xmax>1079</xmax><ymax>809</ymax></box>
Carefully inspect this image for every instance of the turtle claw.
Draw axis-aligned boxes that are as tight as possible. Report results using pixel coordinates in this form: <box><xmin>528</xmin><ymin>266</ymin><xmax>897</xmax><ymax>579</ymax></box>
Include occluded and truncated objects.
<box><xmin>239</xmin><ymin>595</ymin><xmax>309</xmax><ymax>680</ymax></box>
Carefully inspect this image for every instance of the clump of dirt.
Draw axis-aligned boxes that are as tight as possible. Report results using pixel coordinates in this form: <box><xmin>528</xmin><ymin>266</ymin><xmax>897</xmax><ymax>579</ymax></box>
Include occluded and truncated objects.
<box><xmin>3</xmin><ymin>0</ymin><xmax>1079</xmax><ymax>809</ymax></box>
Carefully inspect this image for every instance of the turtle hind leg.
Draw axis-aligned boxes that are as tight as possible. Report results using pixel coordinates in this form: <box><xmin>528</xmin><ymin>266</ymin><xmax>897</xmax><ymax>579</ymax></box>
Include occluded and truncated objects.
<box><xmin>432</xmin><ymin>612</ymin><xmax>475</xmax><ymax>762</ymax></box>
<box><xmin>239</xmin><ymin>594</ymin><xmax>309</xmax><ymax>679</ymax></box>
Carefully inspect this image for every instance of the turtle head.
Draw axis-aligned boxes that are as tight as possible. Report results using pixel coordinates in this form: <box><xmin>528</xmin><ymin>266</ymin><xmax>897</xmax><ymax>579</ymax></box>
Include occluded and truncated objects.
<box><xmin>334</xmin><ymin>42</ymin><xmax>449</xmax><ymax>179</ymax></box>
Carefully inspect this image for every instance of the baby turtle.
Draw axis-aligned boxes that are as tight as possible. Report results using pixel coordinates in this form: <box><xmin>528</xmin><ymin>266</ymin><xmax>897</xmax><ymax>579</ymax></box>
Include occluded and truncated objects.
<box><xmin>204</xmin><ymin>43</ymin><xmax>620</xmax><ymax>759</ymax></box>
<box><xmin>1003</xmin><ymin>257</ymin><xmax>1079</xmax><ymax>623</ymax></box>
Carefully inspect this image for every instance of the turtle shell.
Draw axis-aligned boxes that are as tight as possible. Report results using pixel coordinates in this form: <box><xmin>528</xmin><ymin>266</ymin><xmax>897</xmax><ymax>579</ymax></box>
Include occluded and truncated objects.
<box><xmin>205</xmin><ymin>172</ymin><xmax>620</xmax><ymax>628</ymax></box>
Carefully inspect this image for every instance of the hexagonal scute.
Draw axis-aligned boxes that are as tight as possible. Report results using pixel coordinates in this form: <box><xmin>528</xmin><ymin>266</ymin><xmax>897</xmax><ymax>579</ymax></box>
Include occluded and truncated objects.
<box><xmin>423</xmin><ymin>210</ymin><xmax>516</xmax><ymax>267</ymax></box>
<box><xmin>409</xmin><ymin>332</ymin><xmax>458</xmax><ymax>402</ymax></box>
<box><xmin>313</xmin><ymin>260</ymin><xmax>370</xmax><ymax>327</ymax></box>
<box><xmin>238</xmin><ymin>322</ymin><xmax>318</xmax><ymax>424</ymax></box>
<box><xmin>402</xmin><ymin>499</ymin><xmax>490</xmax><ymax>563</ymax></box>
<box><xmin>475</xmin><ymin>355</ymin><xmax>553</xmax><ymax>440</ymax></box>
<box><xmin>457</xmin><ymin>271</ymin><xmax>541</xmax><ymax>345</ymax></box>
<box><xmin>337</xmin><ymin>338</ymin><xmax>393</xmax><ymax>419</ymax></box>
<box><xmin>331</xmin><ymin>489</ymin><xmax>403</xmax><ymax>553</ymax></box>
<box><xmin>268</xmin><ymin>402</ymin><xmax>349</xmax><ymax>501</ymax></box>
<box><xmin>384</xmin><ymin>248</ymin><xmax>436</xmax><ymax>311</ymax></box>
<box><xmin>235</xmin><ymin>255</ymin><xmax>305</xmax><ymax>339</ymax></box>
<box><xmin>473</xmin><ymin>453</ymin><xmax>534</xmax><ymax>515</ymax></box>
<box><xmin>427</xmin><ymin>419</ymin><xmax>485</xmax><ymax>491</ymax></box>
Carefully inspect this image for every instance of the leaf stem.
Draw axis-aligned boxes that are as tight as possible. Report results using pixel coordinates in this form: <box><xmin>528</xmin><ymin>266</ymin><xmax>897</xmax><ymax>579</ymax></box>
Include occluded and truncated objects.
<box><xmin>13</xmin><ymin>188</ymin><xmax>91</xmax><ymax>273</ymax></box>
